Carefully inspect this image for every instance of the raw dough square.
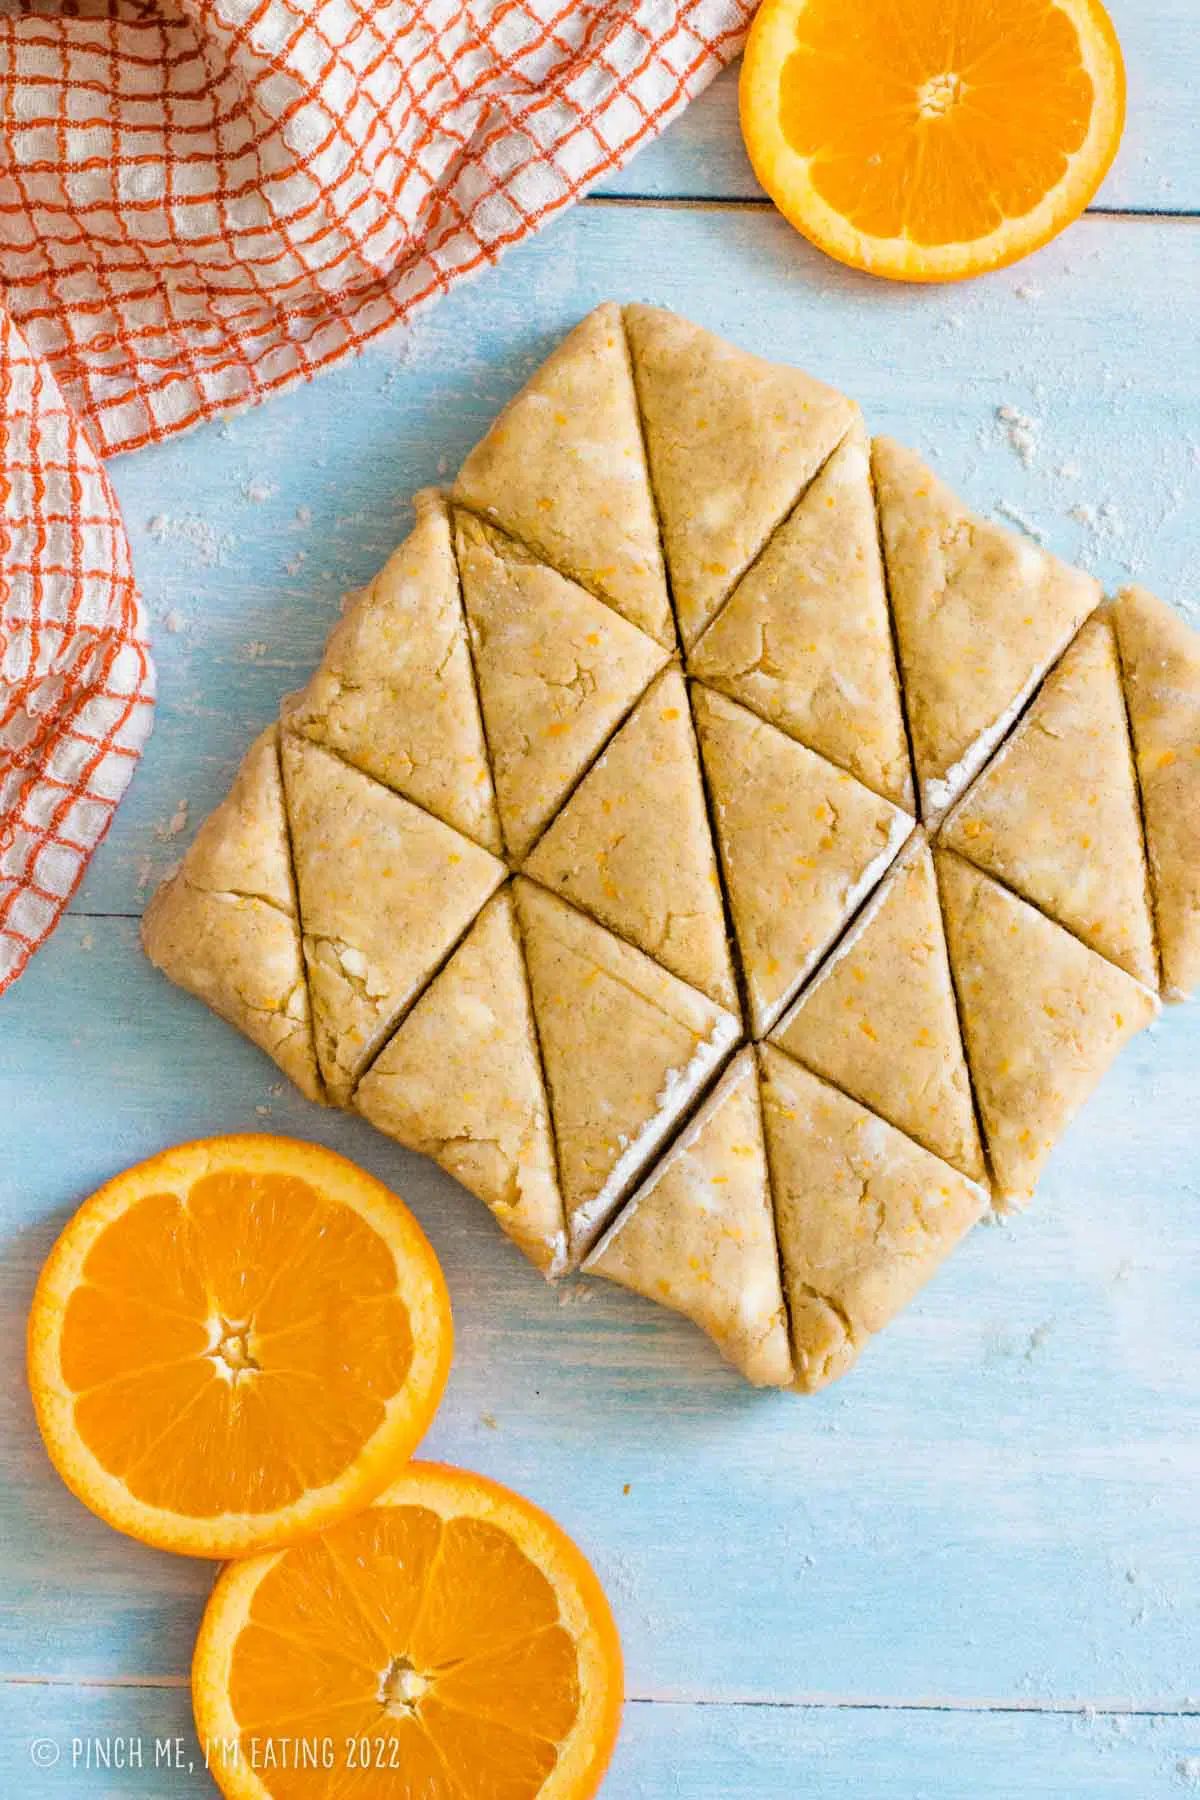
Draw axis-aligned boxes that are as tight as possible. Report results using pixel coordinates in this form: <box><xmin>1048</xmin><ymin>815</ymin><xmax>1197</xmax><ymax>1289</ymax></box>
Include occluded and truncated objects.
<box><xmin>144</xmin><ymin>306</ymin><xmax>1197</xmax><ymax>1393</ymax></box>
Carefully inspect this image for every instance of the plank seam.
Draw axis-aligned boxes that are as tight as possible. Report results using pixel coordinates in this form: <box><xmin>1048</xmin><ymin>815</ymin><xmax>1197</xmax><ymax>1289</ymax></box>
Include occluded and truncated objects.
<box><xmin>2</xmin><ymin>1677</ymin><xmax>1197</xmax><ymax>1717</ymax></box>
<box><xmin>582</xmin><ymin>196</ymin><xmax>1200</xmax><ymax>222</ymax></box>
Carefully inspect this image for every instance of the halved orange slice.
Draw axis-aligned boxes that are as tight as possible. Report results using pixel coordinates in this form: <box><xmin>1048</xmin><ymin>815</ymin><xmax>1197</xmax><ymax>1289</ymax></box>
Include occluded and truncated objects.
<box><xmin>27</xmin><ymin>1136</ymin><xmax>452</xmax><ymax>1557</ymax></box>
<box><xmin>193</xmin><ymin>1461</ymin><xmax>624</xmax><ymax>1800</ymax></box>
<box><xmin>740</xmin><ymin>0</ymin><xmax>1126</xmax><ymax>282</ymax></box>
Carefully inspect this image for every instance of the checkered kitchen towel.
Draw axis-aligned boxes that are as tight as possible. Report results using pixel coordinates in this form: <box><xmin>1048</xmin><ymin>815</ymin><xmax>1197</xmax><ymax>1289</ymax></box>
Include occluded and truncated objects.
<box><xmin>0</xmin><ymin>0</ymin><xmax>751</xmax><ymax>995</ymax></box>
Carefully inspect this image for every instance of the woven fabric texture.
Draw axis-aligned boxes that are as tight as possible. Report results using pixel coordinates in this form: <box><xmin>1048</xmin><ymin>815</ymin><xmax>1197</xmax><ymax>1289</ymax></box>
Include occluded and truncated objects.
<box><xmin>0</xmin><ymin>0</ymin><xmax>750</xmax><ymax>993</ymax></box>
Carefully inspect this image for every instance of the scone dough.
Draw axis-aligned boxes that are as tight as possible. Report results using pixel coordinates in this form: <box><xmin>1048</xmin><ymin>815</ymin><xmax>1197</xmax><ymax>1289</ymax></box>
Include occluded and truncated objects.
<box><xmin>142</xmin><ymin>306</ymin><xmax>1200</xmax><ymax>1388</ymax></box>
<box><xmin>773</xmin><ymin>833</ymin><xmax>984</xmax><ymax>1180</ymax></box>
<box><xmin>356</xmin><ymin>889</ymin><xmax>567</xmax><ymax>1277</ymax></box>
<box><xmin>525</xmin><ymin>666</ymin><xmax>737</xmax><ymax>1009</ymax></box>
<box><xmin>281</xmin><ymin>734</ymin><xmax>505</xmax><ymax>1102</ymax></box>
<box><xmin>689</xmin><ymin>422</ymin><xmax>913</xmax><ymax>810</ymax></box>
<box><xmin>692</xmin><ymin>683</ymin><xmax>912</xmax><ymax>1035</ymax></box>
<box><xmin>282</xmin><ymin>490</ymin><xmax>501</xmax><ymax>853</ymax></box>
<box><xmin>940</xmin><ymin>616</ymin><xmax>1156</xmax><ymax>986</ymax></box>
<box><xmin>515</xmin><ymin>879</ymin><xmax>741</xmax><ymax>1262</ymax></box>
<box><xmin>873</xmin><ymin>436</ymin><xmax>1100</xmax><ymax>817</ymax></box>
<box><xmin>1113</xmin><ymin>585</ymin><xmax>1200</xmax><ymax>999</ymax></box>
<box><xmin>453</xmin><ymin>303</ymin><xmax>673</xmax><ymax>645</ymax></box>
<box><xmin>455</xmin><ymin>512</ymin><xmax>667</xmax><ymax>859</ymax></box>
<box><xmin>759</xmin><ymin>1044</ymin><xmax>986</xmax><ymax>1393</ymax></box>
<box><xmin>626</xmin><ymin>304</ymin><xmax>856</xmax><ymax>648</ymax></box>
<box><xmin>586</xmin><ymin>1050</ymin><xmax>793</xmax><ymax>1387</ymax></box>
<box><xmin>936</xmin><ymin>850</ymin><xmax>1158</xmax><ymax>1205</ymax></box>
<box><xmin>141</xmin><ymin>728</ymin><xmax>323</xmax><ymax>1102</ymax></box>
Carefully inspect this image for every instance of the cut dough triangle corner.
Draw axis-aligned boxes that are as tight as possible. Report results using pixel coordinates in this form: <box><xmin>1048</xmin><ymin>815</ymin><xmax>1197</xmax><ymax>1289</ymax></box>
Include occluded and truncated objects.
<box><xmin>281</xmin><ymin>489</ymin><xmax>502</xmax><ymax>854</ymax></box>
<box><xmin>1112</xmin><ymin>584</ymin><xmax>1200</xmax><ymax>1000</ymax></box>
<box><xmin>524</xmin><ymin>664</ymin><xmax>737</xmax><ymax>1009</ymax></box>
<box><xmin>585</xmin><ymin>1049</ymin><xmax>793</xmax><ymax>1387</ymax></box>
<box><xmin>689</xmin><ymin>419</ymin><xmax>914</xmax><ymax>811</ymax></box>
<box><xmin>692</xmin><ymin>682</ymin><xmax>912</xmax><ymax>1036</ymax></box>
<box><xmin>758</xmin><ymin>1042</ymin><xmax>987</xmax><ymax>1393</ymax></box>
<box><xmin>625</xmin><ymin>303</ymin><xmax>857</xmax><ymax>649</ymax></box>
<box><xmin>940</xmin><ymin>614</ymin><xmax>1156</xmax><ymax>986</ymax></box>
<box><xmin>872</xmin><ymin>435</ymin><xmax>1101</xmax><ymax>818</ymax></box>
<box><xmin>355</xmin><ymin>887</ymin><xmax>567</xmax><ymax>1279</ymax></box>
<box><xmin>452</xmin><ymin>303</ymin><xmax>673</xmax><ymax>646</ymax></box>
<box><xmin>514</xmin><ymin>878</ymin><xmax>741</xmax><ymax>1265</ymax></box>
<box><xmin>935</xmin><ymin>848</ymin><xmax>1158</xmax><ymax>1207</ymax></box>
<box><xmin>141</xmin><ymin>726</ymin><xmax>324</xmax><ymax>1104</ymax></box>
<box><xmin>455</xmin><ymin>509</ymin><xmax>667</xmax><ymax>860</ymax></box>
<box><xmin>772</xmin><ymin>832</ymin><xmax>984</xmax><ymax>1181</ymax></box>
<box><xmin>280</xmin><ymin>732</ymin><xmax>505</xmax><ymax>1104</ymax></box>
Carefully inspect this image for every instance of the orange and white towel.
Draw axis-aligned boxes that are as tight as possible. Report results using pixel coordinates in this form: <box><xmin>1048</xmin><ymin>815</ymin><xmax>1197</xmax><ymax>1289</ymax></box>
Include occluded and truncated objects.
<box><xmin>0</xmin><ymin>0</ymin><xmax>751</xmax><ymax>993</ymax></box>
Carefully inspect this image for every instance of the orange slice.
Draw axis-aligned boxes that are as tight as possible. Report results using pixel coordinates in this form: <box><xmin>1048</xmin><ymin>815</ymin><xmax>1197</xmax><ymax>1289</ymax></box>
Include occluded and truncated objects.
<box><xmin>740</xmin><ymin>0</ymin><xmax>1126</xmax><ymax>282</ymax></box>
<box><xmin>192</xmin><ymin>1461</ymin><xmax>624</xmax><ymax>1800</ymax></box>
<box><xmin>27</xmin><ymin>1136</ymin><xmax>452</xmax><ymax>1558</ymax></box>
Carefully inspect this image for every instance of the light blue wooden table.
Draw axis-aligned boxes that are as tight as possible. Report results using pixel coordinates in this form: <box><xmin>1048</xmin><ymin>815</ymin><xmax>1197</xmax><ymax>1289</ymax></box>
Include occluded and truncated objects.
<box><xmin>3</xmin><ymin>6</ymin><xmax>1198</xmax><ymax>1794</ymax></box>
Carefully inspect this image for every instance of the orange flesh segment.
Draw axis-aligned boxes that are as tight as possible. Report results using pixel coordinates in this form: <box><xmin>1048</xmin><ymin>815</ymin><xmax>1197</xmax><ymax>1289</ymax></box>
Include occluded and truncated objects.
<box><xmin>230</xmin><ymin>1503</ymin><xmax>583</xmax><ymax>1796</ymax></box>
<box><xmin>779</xmin><ymin>0</ymin><xmax>1094</xmax><ymax>245</ymax></box>
<box><xmin>60</xmin><ymin>1170</ymin><xmax>414</xmax><ymax>1519</ymax></box>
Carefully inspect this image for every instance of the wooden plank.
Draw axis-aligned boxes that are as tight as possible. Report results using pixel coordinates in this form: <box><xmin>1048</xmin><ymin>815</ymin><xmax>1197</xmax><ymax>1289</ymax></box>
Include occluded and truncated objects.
<box><xmin>0</xmin><ymin>1682</ymin><xmax>1195</xmax><ymax>1799</ymax></box>
<box><xmin>3</xmin><ymin>918</ymin><xmax>1197</xmax><ymax>1704</ymax></box>
<box><xmin>594</xmin><ymin>3</ymin><xmax>1200</xmax><ymax>213</ymax></box>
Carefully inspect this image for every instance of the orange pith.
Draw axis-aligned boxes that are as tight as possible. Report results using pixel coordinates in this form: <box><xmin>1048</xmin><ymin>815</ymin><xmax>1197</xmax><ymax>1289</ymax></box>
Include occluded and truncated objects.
<box><xmin>192</xmin><ymin>1462</ymin><xmax>624</xmax><ymax>1800</ymax></box>
<box><xmin>740</xmin><ymin>0</ymin><xmax>1126</xmax><ymax>281</ymax></box>
<box><xmin>27</xmin><ymin>1137</ymin><xmax>452</xmax><ymax>1557</ymax></box>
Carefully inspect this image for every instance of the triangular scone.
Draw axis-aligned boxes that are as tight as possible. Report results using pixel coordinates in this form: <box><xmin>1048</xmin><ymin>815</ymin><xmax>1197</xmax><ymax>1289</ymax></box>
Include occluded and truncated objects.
<box><xmin>585</xmin><ymin>1051</ymin><xmax>792</xmax><ymax>1387</ymax></box>
<box><xmin>355</xmin><ymin>890</ymin><xmax>567</xmax><ymax>1278</ymax></box>
<box><xmin>282</xmin><ymin>491</ymin><xmax>501</xmax><ymax>853</ymax></box>
<box><xmin>758</xmin><ymin>1044</ymin><xmax>986</xmax><ymax>1393</ymax></box>
<box><xmin>941</xmin><ymin>617</ymin><xmax>1156</xmax><ymax>986</ymax></box>
<box><xmin>689</xmin><ymin>423</ymin><xmax>913</xmax><ymax>809</ymax></box>
<box><xmin>452</xmin><ymin>304</ymin><xmax>672</xmax><ymax>645</ymax></box>
<box><xmin>524</xmin><ymin>667</ymin><xmax>736</xmax><ymax>1009</ymax></box>
<box><xmin>142</xmin><ymin>728</ymin><xmax>323</xmax><ymax>1103</ymax></box>
<box><xmin>873</xmin><ymin>437</ymin><xmax>1100</xmax><ymax>817</ymax></box>
<box><xmin>1113</xmin><ymin>585</ymin><xmax>1200</xmax><ymax>999</ymax></box>
<box><xmin>280</xmin><ymin>735</ymin><xmax>505</xmax><ymax>1103</ymax></box>
<box><xmin>455</xmin><ymin>512</ymin><xmax>667</xmax><ymax>859</ymax></box>
<box><xmin>772</xmin><ymin>835</ymin><xmax>984</xmax><ymax>1180</ymax></box>
<box><xmin>691</xmin><ymin>684</ymin><xmax>912</xmax><ymax>1036</ymax></box>
<box><xmin>624</xmin><ymin>304</ymin><xmax>856</xmax><ymax>648</ymax></box>
<box><xmin>936</xmin><ymin>851</ymin><xmax>1158</xmax><ymax>1206</ymax></box>
<box><xmin>514</xmin><ymin>879</ymin><xmax>741</xmax><ymax>1262</ymax></box>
